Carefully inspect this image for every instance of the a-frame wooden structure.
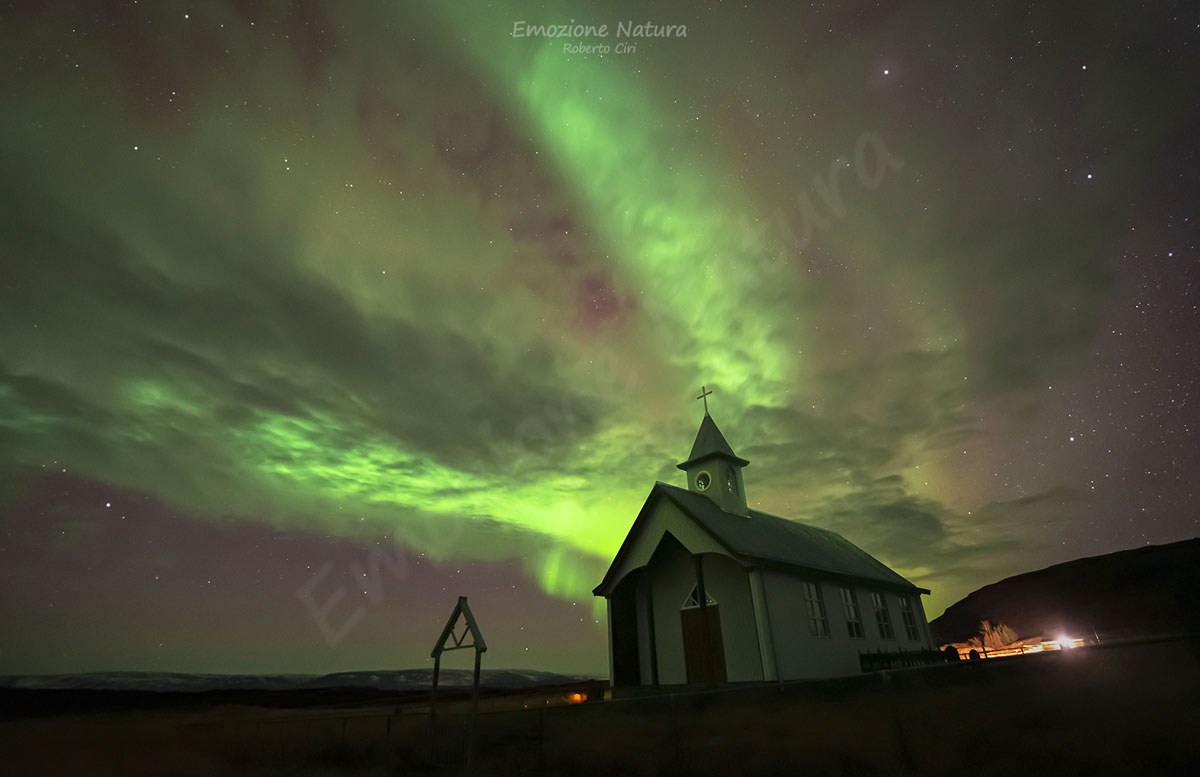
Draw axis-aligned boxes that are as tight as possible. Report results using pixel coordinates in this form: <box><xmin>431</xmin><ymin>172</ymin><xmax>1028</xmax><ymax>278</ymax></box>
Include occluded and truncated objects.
<box><xmin>428</xmin><ymin>596</ymin><xmax>487</xmax><ymax>768</ymax></box>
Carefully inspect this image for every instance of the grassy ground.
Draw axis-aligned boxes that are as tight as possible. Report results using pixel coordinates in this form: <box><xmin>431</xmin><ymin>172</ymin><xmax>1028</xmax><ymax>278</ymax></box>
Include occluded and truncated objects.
<box><xmin>2</xmin><ymin>637</ymin><xmax>1197</xmax><ymax>776</ymax></box>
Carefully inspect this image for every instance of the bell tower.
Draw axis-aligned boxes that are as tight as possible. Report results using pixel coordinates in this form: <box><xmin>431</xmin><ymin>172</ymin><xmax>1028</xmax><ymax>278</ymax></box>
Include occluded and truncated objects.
<box><xmin>677</xmin><ymin>387</ymin><xmax>750</xmax><ymax>516</ymax></box>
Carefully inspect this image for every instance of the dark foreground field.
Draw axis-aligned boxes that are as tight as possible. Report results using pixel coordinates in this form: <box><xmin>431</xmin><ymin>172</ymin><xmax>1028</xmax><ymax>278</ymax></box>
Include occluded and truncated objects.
<box><xmin>2</xmin><ymin>637</ymin><xmax>1197</xmax><ymax>776</ymax></box>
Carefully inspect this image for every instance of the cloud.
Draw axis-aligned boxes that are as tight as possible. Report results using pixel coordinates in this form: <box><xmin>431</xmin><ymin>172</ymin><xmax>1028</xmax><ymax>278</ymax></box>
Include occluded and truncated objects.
<box><xmin>1</xmin><ymin>0</ymin><xmax>1189</xmax><ymax>618</ymax></box>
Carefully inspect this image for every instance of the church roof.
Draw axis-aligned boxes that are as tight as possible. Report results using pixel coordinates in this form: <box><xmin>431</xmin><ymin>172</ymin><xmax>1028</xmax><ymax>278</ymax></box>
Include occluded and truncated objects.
<box><xmin>677</xmin><ymin>414</ymin><xmax>750</xmax><ymax>469</ymax></box>
<box><xmin>594</xmin><ymin>482</ymin><xmax>926</xmax><ymax>596</ymax></box>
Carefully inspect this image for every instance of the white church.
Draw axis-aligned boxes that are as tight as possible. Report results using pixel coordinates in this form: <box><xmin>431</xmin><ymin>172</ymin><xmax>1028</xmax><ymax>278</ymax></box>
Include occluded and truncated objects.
<box><xmin>593</xmin><ymin>400</ymin><xmax>934</xmax><ymax>687</ymax></box>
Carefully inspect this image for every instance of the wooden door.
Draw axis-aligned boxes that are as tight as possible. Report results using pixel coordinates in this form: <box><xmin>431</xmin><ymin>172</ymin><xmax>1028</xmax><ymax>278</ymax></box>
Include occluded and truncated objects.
<box><xmin>681</xmin><ymin>605</ymin><xmax>727</xmax><ymax>685</ymax></box>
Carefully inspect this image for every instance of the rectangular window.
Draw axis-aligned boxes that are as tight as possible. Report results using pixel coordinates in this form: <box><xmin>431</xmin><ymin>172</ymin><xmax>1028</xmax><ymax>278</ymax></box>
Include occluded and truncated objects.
<box><xmin>841</xmin><ymin>587</ymin><xmax>864</xmax><ymax>639</ymax></box>
<box><xmin>899</xmin><ymin>597</ymin><xmax>921</xmax><ymax>641</ymax></box>
<box><xmin>803</xmin><ymin>582</ymin><xmax>829</xmax><ymax>637</ymax></box>
<box><xmin>872</xmin><ymin>592</ymin><xmax>895</xmax><ymax>640</ymax></box>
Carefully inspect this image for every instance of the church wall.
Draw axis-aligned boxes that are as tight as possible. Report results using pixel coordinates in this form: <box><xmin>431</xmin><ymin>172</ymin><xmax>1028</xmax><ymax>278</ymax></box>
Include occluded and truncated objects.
<box><xmin>909</xmin><ymin>591</ymin><xmax>936</xmax><ymax>649</ymax></box>
<box><xmin>700</xmin><ymin>553</ymin><xmax>763</xmax><ymax>682</ymax></box>
<box><xmin>860</xmin><ymin>588</ymin><xmax>934</xmax><ymax>650</ymax></box>
<box><xmin>763</xmin><ymin>574</ymin><xmax>934</xmax><ymax>680</ymax></box>
<box><xmin>635</xmin><ymin>572</ymin><xmax>654</xmax><ymax>684</ymax></box>
<box><xmin>892</xmin><ymin>589</ymin><xmax>936</xmax><ymax>647</ymax></box>
<box><xmin>764</xmin><ymin>573</ymin><xmax>862</xmax><ymax>679</ymax></box>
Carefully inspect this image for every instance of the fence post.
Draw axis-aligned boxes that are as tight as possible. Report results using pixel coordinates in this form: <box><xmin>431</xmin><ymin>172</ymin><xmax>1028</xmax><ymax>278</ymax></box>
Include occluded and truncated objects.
<box><xmin>468</xmin><ymin>648</ymin><xmax>481</xmax><ymax>770</ymax></box>
<box><xmin>428</xmin><ymin>653</ymin><xmax>441</xmax><ymax>762</ymax></box>
<box><xmin>671</xmin><ymin>693</ymin><xmax>682</xmax><ymax>763</ymax></box>
<box><xmin>538</xmin><ymin>707</ymin><xmax>545</xmax><ymax>775</ymax></box>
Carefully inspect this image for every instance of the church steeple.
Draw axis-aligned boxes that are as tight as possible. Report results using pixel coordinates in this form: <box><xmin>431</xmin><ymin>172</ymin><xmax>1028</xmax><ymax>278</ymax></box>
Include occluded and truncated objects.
<box><xmin>677</xmin><ymin>388</ymin><xmax>750</xmax><ymax>516</ymax></box>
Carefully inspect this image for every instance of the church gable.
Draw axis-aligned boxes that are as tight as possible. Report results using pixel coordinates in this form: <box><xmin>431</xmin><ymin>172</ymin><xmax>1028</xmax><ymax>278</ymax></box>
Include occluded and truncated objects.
<box><xmin>596</xmin><ymin>487</ymin><xmax>736</xmax><ymax>596</ymax></box>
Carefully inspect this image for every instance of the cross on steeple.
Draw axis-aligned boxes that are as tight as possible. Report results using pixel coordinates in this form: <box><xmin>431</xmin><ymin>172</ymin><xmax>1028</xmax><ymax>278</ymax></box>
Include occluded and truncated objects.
<box><xmin>696</xmin><ymin>385</ymin><xmax>713</xmax><ymax>415</ymax></box>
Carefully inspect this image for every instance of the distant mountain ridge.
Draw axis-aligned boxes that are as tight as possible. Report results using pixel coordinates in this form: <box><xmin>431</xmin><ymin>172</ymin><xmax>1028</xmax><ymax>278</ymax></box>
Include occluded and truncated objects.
<box><xmin>931</xmin><ymin>538</ymin><xmax>1200</xmax><ymax>645</ymax></box>
<box><xmin>0</xmin><ymin>668</ymin><xmax>590</xmax><ymax>693</ymax></box>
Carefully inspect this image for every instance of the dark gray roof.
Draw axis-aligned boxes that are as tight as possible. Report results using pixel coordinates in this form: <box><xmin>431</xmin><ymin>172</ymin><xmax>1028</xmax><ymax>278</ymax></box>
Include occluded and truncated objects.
<box><xmin>677</xmin><ymin>414</ymin><xmax>750</xmax><ymax>469</ymax></box>
<box><xmin>595</xmin><ymin>482</ymin><xmax>924</xmax><ymax>595</ymax></box>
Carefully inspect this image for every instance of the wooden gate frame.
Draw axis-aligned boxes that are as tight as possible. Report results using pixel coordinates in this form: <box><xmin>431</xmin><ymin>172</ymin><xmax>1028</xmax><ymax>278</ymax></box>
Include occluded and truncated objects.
<box><xmin>428</xmin><ymin>596</ymin><xmax>487</xmax><ymax>768</ymax></box>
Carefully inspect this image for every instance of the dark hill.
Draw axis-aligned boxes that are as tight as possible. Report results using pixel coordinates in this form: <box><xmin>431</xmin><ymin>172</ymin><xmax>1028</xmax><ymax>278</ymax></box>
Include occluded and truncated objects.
<box><xmin>931</xmin><ymin>538</ymin><xmax>1200</xmax><ymax>644</ymax></box>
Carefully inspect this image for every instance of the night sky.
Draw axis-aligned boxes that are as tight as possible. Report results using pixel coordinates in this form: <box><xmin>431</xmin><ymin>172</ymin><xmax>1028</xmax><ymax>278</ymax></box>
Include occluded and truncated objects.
<box><xmin>1</xmin><ymin>0</ymin><xmax>1197</xmax><ymax>677</ymax></box>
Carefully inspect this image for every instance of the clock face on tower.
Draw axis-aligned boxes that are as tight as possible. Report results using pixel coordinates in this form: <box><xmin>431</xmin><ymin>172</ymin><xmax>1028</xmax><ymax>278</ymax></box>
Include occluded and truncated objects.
<box><xmin>695</xmin><ymin>471</ymin><xmax>711</xmax><ymax>491</ymax></box>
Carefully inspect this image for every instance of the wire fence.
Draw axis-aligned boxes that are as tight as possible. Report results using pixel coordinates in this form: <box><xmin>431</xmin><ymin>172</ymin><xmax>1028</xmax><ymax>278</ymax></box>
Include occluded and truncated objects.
<box><xmin>858</xmin><ymin>647</ymin><xmax>956</xmax><ymax>672</ymax></box>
